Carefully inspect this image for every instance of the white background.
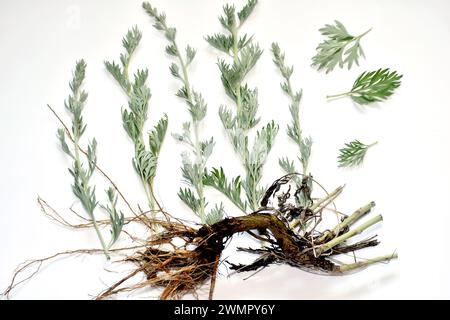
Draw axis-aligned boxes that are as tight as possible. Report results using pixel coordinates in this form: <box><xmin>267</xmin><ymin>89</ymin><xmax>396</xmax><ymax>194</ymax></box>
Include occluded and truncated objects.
<box><xmin>1</xmin><ymin>0</ymin><xmax>450</xmax><ymax>299</ymax></box>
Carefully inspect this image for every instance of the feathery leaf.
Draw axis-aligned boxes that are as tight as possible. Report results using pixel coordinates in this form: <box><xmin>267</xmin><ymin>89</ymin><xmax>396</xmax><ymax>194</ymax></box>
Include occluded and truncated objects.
<box><xmin>349</xmin><ymin>68</ymin><xmax>403</xmax><ymax>105</ymax></box>
<box><xmin>312</xmin><ymin>20</ymin><xmax>371</xmax><ymax>73</ymax></box>
<box><xmin>338</xmin><ymin>140</ymin><xmax>377</xmax><ymax>167</ymax></box>
<box><xmin>203</xmin><ymin>167</ymin><xmax>247</xmax><ymax>212</ymax></box>
<box><xmin>148</xmin><ymin>114</ymin><xmax>168</xmax><ymax>157</ymax></box>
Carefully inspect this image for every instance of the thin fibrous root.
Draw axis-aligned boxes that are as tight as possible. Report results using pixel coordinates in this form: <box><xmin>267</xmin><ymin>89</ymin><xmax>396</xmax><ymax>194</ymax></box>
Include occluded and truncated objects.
<box><xmin>2</xmin><ymin>245</ymin><xmax>144</xmax><ymax>299</ymax></box>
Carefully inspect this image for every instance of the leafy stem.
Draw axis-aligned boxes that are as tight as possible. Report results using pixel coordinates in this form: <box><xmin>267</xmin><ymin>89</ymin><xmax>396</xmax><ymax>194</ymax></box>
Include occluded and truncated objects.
<box><xmin>144</xmin><ymin>2</ymin><xmax>223</xmax><ymax>224</ymax></box>
<box><xmin>105</xmin><ymin>26</ymin><xmax>167</xmax><ymax>216</ymax></box>
<box><xmin>48</xmin><ymin>104</ymin><xmax>139</xmax><ymax>222</ymax></box>
<box><xmin>272</xmin><ymin>43</ymin><xmax>312</xmax><ymax>176</ymax></box>
<box><xmin>56</xmin><ymin>60</ymin><xmax>128</xmax><ymax>259</ymax></box>
<box><xmin>169</xmin><ymin>27</ymin><xmax>206</xmax><ymax>219</ymax></box>
<box><xmin>206</xmin><ymin>0</ymin><xmax>277</xmax><ymax>212</ymax></box>
<box><xmin>231</xmin><ymin>26</ymin><xmax>242</xmax><ymax>116</ymax></box>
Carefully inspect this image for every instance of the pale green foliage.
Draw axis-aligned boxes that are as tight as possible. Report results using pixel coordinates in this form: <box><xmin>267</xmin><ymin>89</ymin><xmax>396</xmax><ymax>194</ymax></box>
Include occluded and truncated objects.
<box><xmin>243</xmin><ymin>121</ymin><xmax>279</xmax><ymax>208</ymax></box>
<box><xmin>205</xmin><ymin>204</ymin><xmax>225</xmax><ymax>226</ymax></box>
<box><xmin>217</xmin><ymin>44</ymin><xmax>263</xmax><ymax>103</ymax></box>
<box><xmin>272</xmin><ymin>43</ymin><xmax>312</xmax><ymax>175</ymax></box>
<box><xmin>105</xmin><ymin>26</ymin><xmax>142</xmax><ymax>93</ymax></box>
<box><xmin>101</xmin><ymin>187</ymin><xmax>125</xmax><ymax>247</ymax></box>
<box><xmin>57</xmin><ymin>128</ymin><xmax>73</xmax><ymax>158</ymax></box>
<box><xmin>143</xmin><ymin>2</ymin><xmax>222</xmax><ymax>224</ymax></box>
<box><xmin>206</xmin><ymin>0</ymin><xmax>279</xmax><ymax>212</ymax></box>
<box><xmin>105</xmin><ymin>26</ymin><xmax>167</xmax><ymax>209</ymax></box>
<box><xmin>203</xmin><ymin>167</ymin><xmax>247</xmax><ymax>213</ymax></box>
<box><xmin>348</xmin><ymin>68</ymin><xmax>402</xmax><ymax>105</ymax></box>
<box><xmin>312</xmin><ymin>20</ymin><xmax>371</xmax><ymax>73</ymax></box>
<box><xmin>65</xmin><ymin>60</ymin><xmax>88</xmax><ymax>140</ymax></box>
<box><xmin>338</xmin><ymin>140</ymin><xmax>376</xmax><ymax>167</ymax></box>
<box><xmin>185</xmin><ymin>45</ymin><xmax>196</xmax><ymax>65</ymax></box>
<box><xmin>238</xmin><ymin>0</ymin><xmax>257</xmax><ymax>24</ymax></box>
<box><xmin>69</xmin><ymin>140</ymin><xmax>98</xmax><ymax>215</ymax></box>
<box><xmin>133</xmin><ymin>143</ymin><xmax>157</xmax><ymax>183</ymax></box>
<box><xmin>148</xmin><ymin>115</ymin><xmax>168</xmax><ymax>156</ymax></box>
<box><xmin>178</xmin><ymin>187</ymin><xmax>204</xmax><ymax>214</ymax></box>
<box><xmin>279</xmin><ymin>157</ymin><xmax>297</xmax><ymax>176</ymax></box>
<box><xmin>57</xmin><ymin>61</ymin><xmax>124</xmax><ymax>258</ymax></box>
<box><xmin>86</xmin><ymin>138</ymin><xmax>97</xmax><ymax>175</ymax></box>
<box><xmin>63</xmin><ymin>61</ymin><xmax>97</xmax><ymax>216</ymax></box>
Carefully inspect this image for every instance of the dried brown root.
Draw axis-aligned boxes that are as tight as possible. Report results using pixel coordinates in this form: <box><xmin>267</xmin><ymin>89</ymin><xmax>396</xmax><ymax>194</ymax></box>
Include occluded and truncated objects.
<box><xmin>93</xmin><ymin>174</ymin><xmax>397</xmax><ymax>300</ymax></box>
<box><xmin>96</xmin><ymin>207</ymin><xmax>396</xmax><ymax>300</ymax></box>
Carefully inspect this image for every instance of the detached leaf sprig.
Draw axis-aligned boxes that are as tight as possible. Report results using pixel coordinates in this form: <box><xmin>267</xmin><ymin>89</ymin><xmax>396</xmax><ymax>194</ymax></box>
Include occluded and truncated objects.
<box><xmin>205</xmin><ymin>0</ymin><xmax>279</xmax><ymax>212</ymax></box>
<box><xmin>312</xmin><ymin>20</ymin><xmax>371</xmax><ymax>73</ymax></box>
<box><xmin>56</xmin><ymin>60</ymin><xmax>124</xmax><ymax>258</ymax></box>
<box><xmin>338</xmin><ymin>140</ymin><xmax>377</xmax><ymax>167</ymax></box>
<box><xmin>143</xmin><ymin>2</ymin><xmax>224</xmax><ymax>224</ymax></box>
<box><xmin>105</xmin><ymin>26</ymin><xmax>168</xmax><ymax>215</ymax></box>
<box><xmin>327</xmin><ymin>68</ymin><xmax>403</xmax><ymax>105</ymax></box>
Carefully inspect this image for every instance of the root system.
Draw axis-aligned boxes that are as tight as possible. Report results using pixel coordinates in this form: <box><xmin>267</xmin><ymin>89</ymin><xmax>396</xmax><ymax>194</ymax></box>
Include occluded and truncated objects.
<box><xmin>3</xmin><ymin>173</ymin><xmax>397</xmax><ymax>300</ymax></box>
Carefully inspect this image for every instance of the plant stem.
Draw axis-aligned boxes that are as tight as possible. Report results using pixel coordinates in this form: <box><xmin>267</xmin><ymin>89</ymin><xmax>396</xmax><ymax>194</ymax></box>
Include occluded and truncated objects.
<box><xmin>143</xmin><ymin>177</ymin><xmax>156</xmax><ymax>211</ymax></box>
<box><xmin>231</xmin><ymin>26</ymin><xmax>242</xmax><ymax>116</ymax></box>
<box><xmin>73</xmin><ymin>126</ymin><xmax>110</xmax><ymax>259</ymax></box>
<box><xmin>231</xmin><ymin>23</ymin><xmax>258</xmax><ymax>212</ymax></box>
<box><xmin>172</xmin><ymin>39</ymin><xmax>206</xmax><ymax>221</ymax></box>
<box><xmin>290</xmin><ymin>185</ymin><xmax>344</xmax><ymax>230</ymax></box>
<box><xmin>145</xmin><ymin>178</ymin><xmax>160</xmax><ymax>232</ymax></box>
<box><xmin>310</xmin><ymin>185</ymin><xmax>344</xmax><ymax>212</ymax></box>
<box><xmin>192</xmin><ymin>122</ymin><xmax>206</xmax><ymax>221</ymax></box>
<box><xmin>47</xmin><ymin>104</ymin><xmax>140</xmax><ymax>220</ymax></box>
<box><xmin>317</xmin><ymin>201</ymin><xmax>376</xmax><ymax>243</ymax></box>
<box><xmin>136</xmin><ymin>127</ymin><xmax>158</xmax><ymax>217</ymax></box>
<box><xmin>326</xmin><ymin>92</ymin><xmax>351</xmax><ymax>100</ymax></box>
<box><xmin>356</xmin><ymin>27</ymin><xmax>372</xmax><ymax>40</ymax></box>
<box><xmin>91</xmin><ymin>214</ymin><xmax>110</xmax><ymax>259</ymax></box>
<box><xmin>339</xmin><ymin>252</ymin><xmax>397</xmax><ymax>273</ymax></box>
<box><xmin>286</xmin><ymin>81</ymin><xmax>295</xmax><ymax>101</ymax></box>
<box><xmin>118</xmin><ymin>53</ymin><xmax>160</xmax><ymax>220</ymax></box>
<box><xmin>285</xmin><ymin>75</ymin><xmax>308</xmax><ymax>175</ymax></box>
<box><xmin>317</xmin><ymin>214</ymin><xmax>383</xmax><ymax>255</ymax></box>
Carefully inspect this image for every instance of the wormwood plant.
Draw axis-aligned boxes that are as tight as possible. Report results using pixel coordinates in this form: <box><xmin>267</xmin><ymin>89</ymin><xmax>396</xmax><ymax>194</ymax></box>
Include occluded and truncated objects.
<box><xmin>205</xmin><ymin>0</ymin><xmax>279</xmax><ymax>212</ymax></box>
<box><xmin>53</xmin><ymin>60</ymin><xmax>124</xmax><ymax>258</ymax></box>
<box><xmin>271</xmin><ymin>42</ymin><xmax>313</xmax><ymax>210</ymax></box>
<box><xmin>3</xmin><ymin>1</ymin><xmax>398</xmax><ymax>301</ymax></box>
<box><xmin>105</xmin><ymin>26</ymin><xmax>167</xmax><ymax>215</ymax></box>
<box><xmin>312</xmin><ymin>20</ymin><xmax>371</xmax><ymax>73</ymax></box>
<box><xmin>272</xmin><ymin>43</ymin><xmax>312</xmax><ymax>176</ymax></box>
<box><xmin>143</xmin><ymin>3</ymin><xmax>223</xmax><ymax>225</ymax></box>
